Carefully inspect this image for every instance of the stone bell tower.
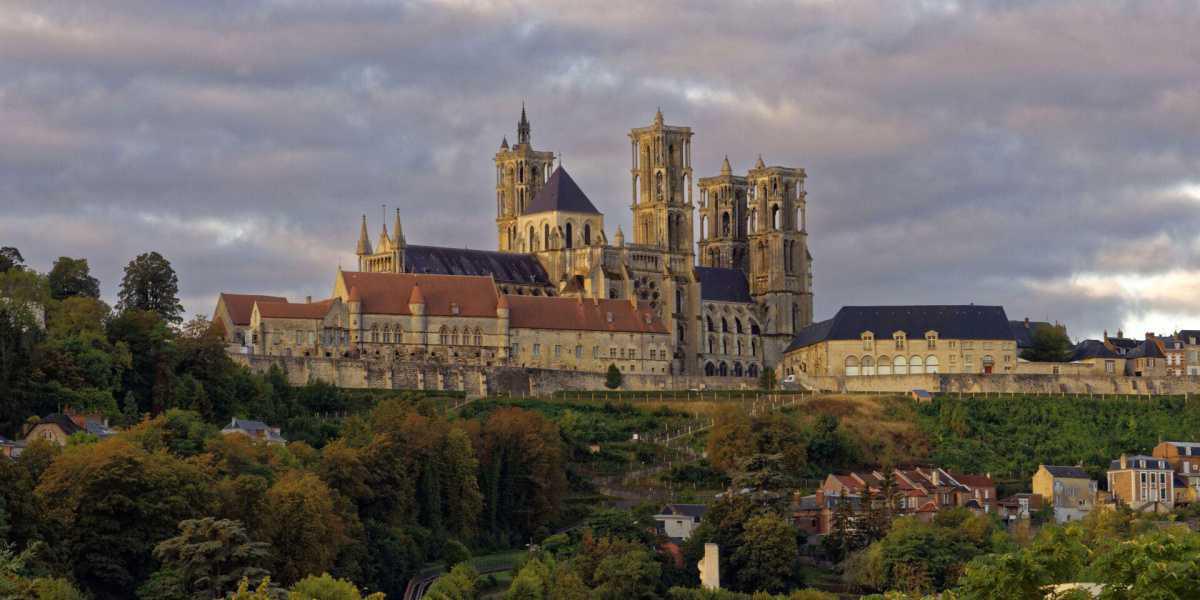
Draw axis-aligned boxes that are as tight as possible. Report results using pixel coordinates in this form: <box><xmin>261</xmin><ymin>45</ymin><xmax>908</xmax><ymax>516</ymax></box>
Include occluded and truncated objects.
<box><xmin>628</xmin><ymin>109</ymin><xmax>694</xmax><ymax>256</ymax></box>
<box><xmin>495</xmin><ymin>104</ymin><xmax>556</xmax><ymax>252</ymax></box>
<box><xmin>746</xmin><ymin>155</ymin><xmax>812</xmax><ymax>361</ymax></box>
<box><xmin>697</xmin><ymin>156</ymin><xmax>749</xmax><ymax>271</ymax></box>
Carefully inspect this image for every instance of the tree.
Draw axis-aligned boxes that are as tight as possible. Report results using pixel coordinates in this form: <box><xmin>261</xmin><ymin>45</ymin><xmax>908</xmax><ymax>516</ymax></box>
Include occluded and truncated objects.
<box><xmin>260</xmin><ymin>471</ymin><xmax>347</xmax><ymax>585</ymax></box>
<box><xmin>759</xmin><ymin>368</ymin><xmax>776</xmax><ymax>391</ymax></box>
<box><xmin>1019</xmin><ymin>324</ymin><xmax>1072</xmax><ymax>362</ymax></box>
<box><xmin>442</xmin><ymin>540</ymin><xmax>471</xmax><ymax>570</ymax></box>
<box><xmin>605</xmin><ymin>364</ymin><xmax>622</xmax><ymax>389</ymax></box>
<box><xmin>705</xmin><ymin>407</ymin><xmax>753</xmax><ymax>472</ymax></box>
<box><xmin>35</xmin><ymin>438</ymin><xmax>215</xmax><ymax>599</ymax></box>
<box><xmin>117</xmin><ymin>252</ymin><xmax>184</xmax><ymax>323</ymax></box>
<box><xmin>152</xmin><ymin>517</ymin><xmax>271</xmax><ymax>599</ymax></box>
<box><xmin>424</xmin><ymin>563</ymin><xmax>478</xmax><ymax>600</ymax></box>
<box><xmin>574</xmin><ymin>536</ymin><xmax>659</xmax><ymax>600</ymax></box>
<box><xmin>48</xmin><ymin>257</ymin><xmax>101</xmax><ymax>300</ymax></box>
<box><xmin>730</xmin><ymin>513</ymin><xmax>799</xmax><ymax>594</ymax></box>
<box><xmin>288</xmin><ymin>573</ymin><xmax>384</xmax><ymax>600</ymax></box>
<box><xmin>122</xmin><ymin>391</ymin><xmax>142</xmax><ymax>426</ymax></box>
<box><xmin>0</xmin><ymin>247</ymin><xmax>23</xmax><ymax>273</ymax></box>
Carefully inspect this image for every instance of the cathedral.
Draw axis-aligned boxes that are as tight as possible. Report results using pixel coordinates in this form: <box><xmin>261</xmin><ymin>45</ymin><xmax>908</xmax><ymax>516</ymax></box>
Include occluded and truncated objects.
<box><xmin>216</xmin><ymin>108</ymin><xmax>811</xmax><ymax>379</ymax></box>
<box><xmin>350</xmin><ymin>107</ymin><xmax>813</xmax><ymax>376</ymax></box>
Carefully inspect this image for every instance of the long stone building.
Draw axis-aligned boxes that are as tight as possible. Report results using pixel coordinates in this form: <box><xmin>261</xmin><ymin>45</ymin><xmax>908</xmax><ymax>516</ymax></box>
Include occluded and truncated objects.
<box><xmin>216</xmin><ymin>108</ymin><xmax>813</xmax><ymax>378</ymax></box>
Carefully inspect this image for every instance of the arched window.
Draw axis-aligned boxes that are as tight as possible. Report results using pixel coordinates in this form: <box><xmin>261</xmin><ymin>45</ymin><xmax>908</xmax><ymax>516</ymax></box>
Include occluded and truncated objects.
<box><xmin>439</xmin><ymin>326</ymin><xmax>449</xmax><ymax>346</ymax></box>
<box><xmin>718</xmin><ymin>362</ymin><xmax>729</xmax><ymax>377</ymax></box>
<box><xmin>909</xmin><ymin>355</ymin><xmax>923</xmax><ymax>373</ymax></box>
<box><xmin>383</xmin><ymin>329</ymin><xmax>391</xmax><ymax>344</ymax></box>
<box><xmin>733</xmin><ymin>363</ymin><xmax>744</xmax><ymax>377</ymax></box>
<box><xmin>877</xmin><ymin>355</ymin><xmax>892</xmax><ymax>375</ymax></box>
<box><xmin>677</xmin><ymin>323</ymin><xmax>685</xmax><ymax>342</ymax></box>
<box><xmin>736</xmin><ymin>340</ymin><xmax>743</xmax><ymax>356</ymax></box>
<box><xmin>451</xmin><ymin>327</ymin><xmax>459</xmax><ymax>346</ymax></box>
<box><xmin>721</xmin><ymin>338</ymin><xmax>728</xmax><ymax>355</ymax></box>
<box><xmin>748</xmin><ymin>364</ymin><xmax>759</xmax><ymax>378</ymax></box>
<box><xmin>772</xmin><ymin>205</ymin><xmax>781</xmax><ymax>230</ymax></box>
<box><xmin>721</xmin><ymin>318</ymin><xmax>729</xmax><ymax>333</ymax></box>
<box><xmin>925</xmin><ymin>355</ymin><xmax>939</xmax><ymax>373</ymax></box>
<box><xmin>751</xmin><ymin>322</ymin><xmax>761</xmax><ymax>335</ymax></box>
<box><xmin>528</xmin><ymin>226</ymin><xmax>536</xmax><ymax>251</ymax></box>
<box><xmin>543</xmin><ymin>224</ymin><xmax>550</xmax><ymax>249</ymax></box>
<box><xmin>474</xmin><ymin>328</ymin><xmax>483</xmax><ymax>346</ymax></box>
<box><xmin>792</xmin><ymin>304</ymin><xmax>801</xmax><ymax>331</ymax></box>
<box><xmin>796</xmin><ymin>207</ymin><xmax>804</xmax><ymax>231</ymax></box>
<box><xmin>706</xmin><ymin>316</ymin><xmax>714</xmax><ymax>332</ymax></box>
<box><xmin>700</xmin><ymin>216</ymin><xmax>708</xmax><ymax>240</ymax></box>
<box><xmin>845</xmin><ymin>356</ymin><xmax>860</xmax><ymax>376</ymax></box>
<box><xmin>518</xmin><ymin>164</ymin><xmax>524</xmax><ymax>183</ymax></box>
<box><xmin>531</xmin><ymin>165</ymin><xmax>539</xmax><ymax>183</ymax></box>
<box><xmin>749</xmin><ymin>209</ymin><xmax>758</xmax><ymax>233</ymax></box>
<box><xmin>862</xmin><ymin>356</ymin><xmax>876</xmax><ymax>376</ymax></box>
<box><xmin>565</xmin><ymin>222</ymin><xmax>574</xmax><ymax>249</ymax></box>
<box><xmin>708</xmin><ymin>336</ymin><xmax>715</xmax><ymax>353</ymax></box>
<box><xmin>751</xmin><ymin>339</ymin><xmax>758</xmax><ymax>357</ymax></box>
<box><xmin>893</xmin><ymin>355</ymin><xmax>908</xmax><ymax>375</ymax></box>
<box><xmin>721</xmin><ymin>212</ymin><xmax>731</xmax><ymax>237</ymax></box>
<box><xmin>705</xmin><ymin>362</ymin><xmax>715</xmax><ymax>376</ymax></box>
<box><xmin>676</xmin><ymin>289</ymin><xmax>683</xmax><ymax>313</ymax></box>
<box><xmin>370</xmin><ymin>326</ymin><xmax>379</xmax><ymax>343</ymax></box>
<box><xmin>584</xmin><ymin>223</ymin><xmax>592</xmax><ymax>245</ymax></box>
<box><xmin>655</xmin><ymin>171</ymin><xmax>664</xmax><ymax>199</ymax></box>
<box><xmin>735</xmin><ymin>318</ymin><xmax>743</xmax><ymax>334</ymax></box>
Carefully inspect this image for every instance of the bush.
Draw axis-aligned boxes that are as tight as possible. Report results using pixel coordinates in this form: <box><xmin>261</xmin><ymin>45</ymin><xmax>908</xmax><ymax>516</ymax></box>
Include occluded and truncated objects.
<box><xmin>605</xmin><ymin>364</ymin><xmax>622</xmax><ymax>390</ymax></box>
<box><xmin>442</xmin><ymin>539</ymin><xmax>471</xmax><ymax>569</ymax></box>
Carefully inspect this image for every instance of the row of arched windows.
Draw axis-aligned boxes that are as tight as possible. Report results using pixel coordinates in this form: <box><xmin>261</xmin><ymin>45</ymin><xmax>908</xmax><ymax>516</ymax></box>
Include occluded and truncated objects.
<box><xmin>438</xmin><ymin>325</ymin><xmax>484</xmax><ymax>346</ymax></box>
<box><xmin>525</xmin><ymin>221</ymin><xmax>595</xmax><ymax>252</ymax></box>
<box><xmin>707</xmin><ymin>336</ymin><xmax>758</xmax><ymax>357</ymax></box>
<box><xmin>703</xmin><ymin>361</ymin><xmax>760</xmax><ymax>378</ymax></box>
<box><xmin>844</xmin><ymin>355</ymin><xmax>941</xmax><ymax>376</ymax></box>
<box><xmin>705</xmin><ymin>315</ymin><xmax>760</xmax><ymax>335</ymax></box>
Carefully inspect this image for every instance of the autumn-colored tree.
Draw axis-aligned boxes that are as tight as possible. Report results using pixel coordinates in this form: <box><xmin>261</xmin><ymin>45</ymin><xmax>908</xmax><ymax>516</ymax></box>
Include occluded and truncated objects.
<box><xmin>705</xmin><ymin>406</ymin><xmax>753</xmax><ymax>472</ymax></box>
<box><xmin>35</xmin><ymin>438</ymin><xmax>214</xmax><ymax>599</ymax></box>
<box><xmin>260</xmin><ymin>471</ymin><xmax>346</xmax><ymax>585</ymax></box>
<box><xmin>467</xmin><ymin>407</ymin><xmax>567</xmax><ymax>544</ymax></box>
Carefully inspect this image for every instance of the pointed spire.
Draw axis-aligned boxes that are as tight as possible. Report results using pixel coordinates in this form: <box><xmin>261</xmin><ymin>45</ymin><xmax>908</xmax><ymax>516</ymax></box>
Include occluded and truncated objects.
<box><xmin>614</xmin><ymin>226</ymin><xmax>625</xmax><ymax>247</ymax></box>
<box><xmin>755</xmin><ymin>154</ymin><xmax>765</xmax><ymax>169</ymax></box>
<box><xmin>356</xmin><ymin>215</ymin><xmax>372</xmax><ymax>255</ymax></box>
<box><xmin>393</xmin><ymin>208</ymin><xmax>405</xmax><ymax>246</ymax></box>
<box><xmin>408</xmin><ymin>283</ymin><xmax>425</xmax><ymax>306</ymax></box>
<box><xmin>379</xmin><ymin>217</ymin><xmax>391</xmax><ymax>251</ymax></box>
<box><xmin>721</xmin><ymin>155</ymin><xmax>732</xmax><ymax>175</ymax></box>
<box><xmin>500</xmin><ymin>136</ymin><xmax>509</xmax><ymax>150</ymax></box>
<box><xmin>654</xmin><ymin>106</ymin><xmax>664</xmax><ymax>126</ymax></box>
<box><xmin>518</xmin><ymin>102</ymin><xmax>531</xmax><ymax>145</ymax></box>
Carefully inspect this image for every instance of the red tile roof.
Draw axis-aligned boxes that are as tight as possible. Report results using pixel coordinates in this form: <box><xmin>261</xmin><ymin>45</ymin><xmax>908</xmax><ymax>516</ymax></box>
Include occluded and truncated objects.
<box><xmin>505</xmin><ymin>295</ymin><xmax>668</xmax><ymax>333</ymax></box>
<box><xmin>951</xmin><ymin>472</ymin><xmax>995</xmax><ymax>488</ymax></box>
<box><xmin>338</xmin><ymin>271</ymin><xmax>498</xmax><ymax>317</ymax></box>
<box><xmin>220</xmin><ymin>293</ymin><xmax>287</xmax><ymax>325</ymax></box>
<box><xmin>256</xmin><ymin>298</ymin><xmax>335</xmax><ymax>320</ymax></box>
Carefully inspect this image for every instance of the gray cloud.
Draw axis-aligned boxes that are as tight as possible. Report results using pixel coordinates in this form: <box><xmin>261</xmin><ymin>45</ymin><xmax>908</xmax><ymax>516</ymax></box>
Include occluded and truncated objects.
<box><xmin>2</xmin><ymin>0</ymin><xmax>1200</xmax><ymax>339</ymax></box>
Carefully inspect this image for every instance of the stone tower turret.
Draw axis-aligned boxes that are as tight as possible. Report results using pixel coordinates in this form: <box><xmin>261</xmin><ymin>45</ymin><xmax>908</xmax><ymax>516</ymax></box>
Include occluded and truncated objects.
<box><xmin>495</xmin><ymin>105</ymin><xmax>556</xmax><ymax>252</ymax></box>
<box><xmin>697</xmin><ymin>155</ymin><xmax>749</xmax><ymax>270</ymax></box>
<box><xmin>628</xmin><ymin>110</ymin><xmax>694</xmax><ymax>255</ymax></box>
<box><xmin>746</xmin><ymin>156</ymin><xmax>812</xmax><ymax>360</ymax></box>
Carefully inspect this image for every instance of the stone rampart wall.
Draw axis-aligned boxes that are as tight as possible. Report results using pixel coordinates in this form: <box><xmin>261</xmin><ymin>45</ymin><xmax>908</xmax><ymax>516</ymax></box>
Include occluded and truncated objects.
<box><xmin>802</xmin><ymin>372</ymin><xmax>1200</xmax><ymax>395</ymax></box>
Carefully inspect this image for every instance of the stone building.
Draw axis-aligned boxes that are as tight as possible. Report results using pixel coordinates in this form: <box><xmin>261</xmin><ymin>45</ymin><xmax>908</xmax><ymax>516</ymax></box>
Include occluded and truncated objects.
<box><xmin>780</xmin><ymin>305</ymin><xmax>1019</xmax><ymax>378</ymax></box>
<box><xmin>1031</xmin><ymin>465</ymin><xmax>1097</xmax><ymax>523</ymax></box>
<box><xmin>338</xmin><ymin>107</ymin><xmax>812</xmax><ymax>376</ymax></box>
<box><xmin>1107</xmin><ymin>454</ymin><xmax>1174</xmax><ymax>511</ymax></box>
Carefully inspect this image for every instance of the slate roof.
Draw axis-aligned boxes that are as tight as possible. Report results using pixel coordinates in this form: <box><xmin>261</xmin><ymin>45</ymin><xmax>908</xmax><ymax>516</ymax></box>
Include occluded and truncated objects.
<box><xmin>787</xmin><ymin>305</ymin><xmax>1013</xmax><ymax>352</ymax></box>
<box><xmin>526</xmin><ymin>167</ymin><xmax>600</xmax><ymax>215</ymax></box>
<box><xmin>1069</xmin><ymin>339</ymin><xmax>1122</xmax><ymax>361</ymax></box>
<box><xmin>1109</xmin><ymin>455</ymin><xmax>1170</xmax><ymax>471</ymax></box>
<box><xmin>694</xmin><ymin>267</ymin><xmax>753</xmax><ymax>303</ymax></box>
<box><xmin>1178</xmin><ymin>330</ymin><xmax>1200</xmax><ymax>345</ymax></box>
<box><xmin>1163</xmin><ymin>441</ymin><xmax>1200</xmax><ymax>457</ymax></box>
<box><xmin>1009</xmin><ymin>320</ymin><xmax>1053</xmax><ymax>349</ymax></box>
<box><xmin>658</xmin><ymin>504</ymin><xmax>708</xmax><ymax>520</ymax></box>
<box><xmin>34</xmin><ymin>414</ymin><xmax>82</xmax><ymax>436</ymax></box>
<box><xmin>223</xmin><ymin>418</ymin><xmax>286</xmax><ymax>443</ymax></box>
<box><xmin>1125</xmin><ymin>339</ymin><xmax>1165</xmax><ymax>360</ymax></box>
<box><xmin>404</xmin><ymin>245</ymin><xmax>551</xmax><ymax>286</ymax></box>
<box><xmin>1042</xmin><ymin>465</ymin><xmax>1091</xmax><ymax>479</ymax></box>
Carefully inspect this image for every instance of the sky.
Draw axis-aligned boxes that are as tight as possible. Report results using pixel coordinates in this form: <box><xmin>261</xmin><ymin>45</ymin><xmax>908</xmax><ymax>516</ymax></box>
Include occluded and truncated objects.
<box><xmin>1</xmin><ymin>0</ymin><xmax>1199</xmax><ymax>340</ymax></box>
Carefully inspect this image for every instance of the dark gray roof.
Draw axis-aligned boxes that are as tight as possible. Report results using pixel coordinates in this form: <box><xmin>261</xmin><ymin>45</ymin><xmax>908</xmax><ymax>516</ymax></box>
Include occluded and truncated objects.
<box><xmin>660</xmin><ymin>504</ymin><xmax>708</xmax><ymax>519</ymax></box>
<box><xmin>229</xmin><ymin>418</ymin><xmax>270</xmax><ymax>431</ymax></box>
<box><xmin>36</xmin><ymin>414</ymin><xmax>82</xmax><ymax>436</ymax></box>
<box><xmin>526</xmin><ymin>167</ymin><xmax>600</xmax><ymax>215</ymax></box>
<box><xmin>1069</xmin><ymin>339</ymin><xmax>1121</xmax><ymax>361</ymax></box>
<box><xmin>1009</xmin><ymin>320</ymin><xmax>1053</xmax><ymax>349</ymax></box>
<box><xmin>1106</xmin><ymin>337</ymin><xmax>1140</xmax><ymax>351</ymax></box>
<box><xmin>1109</xmin><ymin>455</ymin><xmax>1169</xmax><ymax>471</ymax></box>
<box><xmin>1042</xmin><ymin>465</ymin><xmax>1090</xmax><ymax>479</ymax></box>
<box><xmin>694</xmin><ymin>267</ymin><xmax>752</xmax><ymax>303</ymax></box>
<box><xmin>787</xmin><ymin>305</ymin><xmax>1013</xmax><ymax>352</ymax></box>
<box><xmin>1125</xmin><ymin>339</ymin><xmax>1165</xmax><ymax>359</ymax></box>
<box><xmin>404</xmin><ymin>245</ymin><xmax>551</xmax><ymax>286</ymax></box>
<box><xmin>1178</xmin><ymin>330</ymin><xmax>1200</xmax><ymax>345</ymax></box>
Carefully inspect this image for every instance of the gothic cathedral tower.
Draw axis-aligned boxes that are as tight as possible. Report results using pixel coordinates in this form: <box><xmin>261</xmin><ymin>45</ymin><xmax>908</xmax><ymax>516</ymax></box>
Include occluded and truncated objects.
<box><xmin>628</xmin><ymin>109</ymin><xmax>694</xmax><ymax>257</ymax></box>
<box><xmin>746</xmin><ymin>156</ymin><xmax>813</xmax><ymax>358</ymax></box>
<box><xmin>697</xmin><ymin>156</ymin><xmax>749</xmax><ymax>270</ymax></box>
<box><xmin>495</xmin><ymin>105</ymin><xmax>556</xmax><ymax>252</ymax></box>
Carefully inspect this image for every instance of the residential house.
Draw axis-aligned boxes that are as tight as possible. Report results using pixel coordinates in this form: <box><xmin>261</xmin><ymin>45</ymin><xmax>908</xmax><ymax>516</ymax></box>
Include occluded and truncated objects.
<box><xmin>0</xmin><ymin>434</ymin><xmax>23</xmax><ymax>459</ymax></box>
<box><xmin>1104</xmin><ymin>332</ymin><xmax>1167</xmax><ymax>377</ymax></box>
<box><xmin>221</xmin><ymin>418</ymin><xmax>287</xmax><ymax>445</ymax></box>
<box><xmin>1152</xmin><ymin>441</ymin><xmax>1200</xmax><ymax>504</ymax></box>
<box><xmin>1178</xmin><ymin>330</ymin><xmax>1200</xmax><ymax>375</ymax></box>
<box><xmin>23</xmin><ymin>412</ymin><xmax>114</xmax><ymax>447</ymax></box>
<box><xmin>653</xmin><ymin>504</ymin><xmax>707</xmax><ymax>542</ymax></box>
<box><xmin>1107</xmin><ymin>454</ymin><xmax>1174</xmax><ymax>511</ymax></box>
<box><xmin>1157</xmin><ymin>335</ymin><xmax>1187</xmax><ymax>376</ymax></box>
<box><xmin>1067</xmin><ymin>339</ymin><xmax>1125</xmax><ymax>376</ymax></box>
<box><xmin>1032</xmin><ymin>465</ymin><xmax>1097</xmax><ymax>523</ymax></box>
<box><xmin>997</xmin><ymin>493</ymin><xmax>1043</xmax><ymax>522</ymax></box>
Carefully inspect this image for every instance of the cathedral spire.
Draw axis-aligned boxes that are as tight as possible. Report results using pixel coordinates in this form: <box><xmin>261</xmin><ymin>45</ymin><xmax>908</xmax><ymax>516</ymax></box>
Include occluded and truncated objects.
<box><xmin>378</xmin><ymin>209</ymin><xmax>391</xmax><ymax>250</ymax></box>
<box><xmin>755</xmin><ymin>154</ymin><xmax>765</xmax><ymax>169</ymax></box>
<box><xmin>654</xmin><ymin>106</ymin><xmax>664</xmax><ymax>127</ymax></box>
<box><xmin>518</xmin><ymin>102</ymin><xmax>530</xmax><ymax>145</ymax></box>
<box><xmin>500</xmin><ymin>136</ymin><xmax>509</xmax><ymax>150</ymax></box>
<box><xmin>356</xmin><ymin>214</ymin><xmax>372</xmax><ymax>256</ymax></box>
<box><xmin>721</xmin><ymin>155</ymin><xmax>732</xmax><ymax>176</ymax></box>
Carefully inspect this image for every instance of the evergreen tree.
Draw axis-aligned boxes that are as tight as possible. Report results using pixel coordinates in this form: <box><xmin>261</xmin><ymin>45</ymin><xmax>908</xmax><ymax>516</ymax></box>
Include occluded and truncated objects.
<box><xmin>121</xmin><ymin>391</ymin><xmax>142</xmax><ymax>427</ymax></box>
<box><xmin>152</xmin><ymin>517</ymin><xmax>271</xmax><ymax>599</ymax></box>
<box><xmin>117</xmin><ymin>252</ymin><xmax>184</xmax><ymax>323</ymax></box>
<box><xmin>759</xmin><ymin>368</ymin><xmax>777</xmax><ymax>390</ymax></box>
<box><xmin>48</xmin><ymin>257</ymin><xmax>101</xmax><ymax>300</ymax></box>
<box><xmin>605</xmin><ymin>364</ymin><xmax>622</xmax><ymax>389</ymax></box>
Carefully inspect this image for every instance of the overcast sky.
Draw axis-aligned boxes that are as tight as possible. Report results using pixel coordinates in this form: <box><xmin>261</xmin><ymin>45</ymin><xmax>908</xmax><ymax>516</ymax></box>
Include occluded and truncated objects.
<box><xmin>2</xmin><ymin>1</ymin><xmax>1198</xmax><ymax>340</ymax></box>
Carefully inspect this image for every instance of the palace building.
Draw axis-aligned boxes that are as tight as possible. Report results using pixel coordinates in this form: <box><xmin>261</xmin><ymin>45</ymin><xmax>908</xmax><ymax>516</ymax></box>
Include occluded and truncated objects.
<box><xmin>215</xmin><ymin>108</ymin><xmax>813</xmax><ymax>378</ymax></box>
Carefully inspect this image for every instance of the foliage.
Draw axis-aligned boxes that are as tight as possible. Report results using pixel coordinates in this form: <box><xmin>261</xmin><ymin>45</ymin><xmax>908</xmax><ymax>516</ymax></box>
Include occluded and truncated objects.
<box><xmin>48</xmin><ymin>257</ymin><xmax>100</xmax><ymax>300</ymax></box>
<box><xmin>1019</xmin><ymin>324</ymin><xmax>1072</xmax><ymax>362</ymax></box>
<box><xmin>729</xmin><ymin>513</ymin><xmax>800</xmax><ymax>594</ymax></box>
<box><xmin>605</xmin><ymin>364</ymin><xmax>622</xmax><ymax>389</ymax></box>
<box><xmin>117</xmin><ymin>252</ymin><xmax>184</xmax><ymax>324</ymax></box>
<box><xmin>443</xmin><ymin>539</ymin><xmax>472</xmax><ymax>570</ymax></box>
<box><xmin>152</xmin><ymin>517</ymin><xmax>271</xmax><ymax>599</ymax></box>
<box><xmin>288</xmin><ymin>573</ymin><xmax>385</xmax><ymax>600</ymax></box>
<box><xmin>260</xmin><ymin>471</ymin><xmax>347</xmax><ymax>585</ymax></box>
<box><xmin>424</xmin><ymin>563</ymin><xmax>479</xmax><ymax>600</ymax></box>
<box><xmin>759</xmin><ymin>368</ymin><xmax>776</xmax><ymax>391</ymax></box>
<box><xmin>0</xmin><ymin>247</ymin><xmax>24</xmax><ymax>273</ymax></box>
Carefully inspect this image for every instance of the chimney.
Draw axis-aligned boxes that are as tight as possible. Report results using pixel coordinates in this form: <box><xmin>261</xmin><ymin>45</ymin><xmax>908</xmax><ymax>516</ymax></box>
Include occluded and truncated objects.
<box><xmin>1119</xmin><ymin>454</ymin><xmax>1128</xmax><ymax>469</ymax></box>
<box><xmin>1024</xmin><ymin>317</ymin><xmax>1030</xmax><ymax>328</ymax></box>
<box><xmin>1117</xmin><ymin>329</ymin><xmax>1123</xmax><ymax>339</ymax></box>
<box><xmin>306</xmin><ymin>296</ymin><xmax>312</xmax><ymax>304</ymax></box>
<box><xmin>815</xmin><ymin>489</ymin><xmax>825</xmax><ymax>506</ymax></box>
<box><xmin>1104</xmin><ymin>329</ymin><xmax>1108</xmax><ymax>340</ymax></box>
